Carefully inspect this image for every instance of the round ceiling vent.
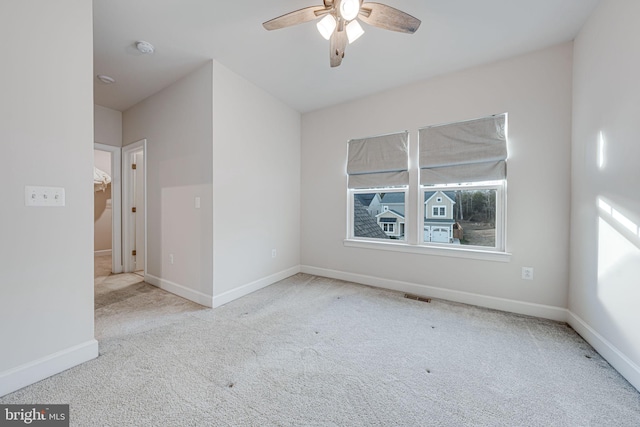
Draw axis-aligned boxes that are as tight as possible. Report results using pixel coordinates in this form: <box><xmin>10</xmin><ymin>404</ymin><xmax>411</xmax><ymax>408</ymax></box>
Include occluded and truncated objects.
<box><xmin>136</xmin><ymin>41</ymin><xmax>155</xmax><ymax>54</ymax></box>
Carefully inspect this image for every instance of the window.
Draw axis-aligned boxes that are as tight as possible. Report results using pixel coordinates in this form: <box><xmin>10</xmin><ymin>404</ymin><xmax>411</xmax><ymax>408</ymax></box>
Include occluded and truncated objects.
<box><xmin>351</xmin><ymin>190</ymin><xmax>406</xmax><ymax>241</ymax></box>
<box><xmin>422</xmin><ymin>186</ymin><xmax>503</xmax><ymax>248</ymax></box>
<box><xmin>432</xmin><ymin>206</ymin><xmax>446</xmax><ymax>217</ymax></box>
<box><xmin>419</xmin><ymin>114</ymin><xmax>507</xmax><ymax>251</ymax></box>
<box><xmin>346</xmin><ymin>114</ymin><xmax>507</xmax><ymax>257</ymax></box>
<box><xmin>347</xmin><ymin>132</ymin><xmax>408</xmax><ymax>242</ymax></box>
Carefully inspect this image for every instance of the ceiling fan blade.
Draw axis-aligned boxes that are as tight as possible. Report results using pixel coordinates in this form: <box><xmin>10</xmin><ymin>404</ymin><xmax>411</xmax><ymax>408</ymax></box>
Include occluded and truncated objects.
<box><xmin>263</xmin><ymin>5</ymin><xmax>328</xmax><ymax>31</ymax></box>
<box><xmin>330</xmin><ymin>29</ymin><xmax>348</xmax><ymax>67</ymax></box>
<box><xmin>359</xmin><ymin>2</ymin><xmax>421</xmax><ymax>34</ymax></box>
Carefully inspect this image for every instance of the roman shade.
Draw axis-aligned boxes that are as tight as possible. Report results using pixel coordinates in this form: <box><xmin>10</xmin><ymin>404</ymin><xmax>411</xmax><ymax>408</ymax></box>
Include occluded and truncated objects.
<box><xmin>347</xmin><ymin>131</ymin><xmax>409</xmax><ymax>189</ymax></box>
<box><xmin>419</xmin><ymin>114</ymin><xmax>507</xmax><ymax>185</ymax></box>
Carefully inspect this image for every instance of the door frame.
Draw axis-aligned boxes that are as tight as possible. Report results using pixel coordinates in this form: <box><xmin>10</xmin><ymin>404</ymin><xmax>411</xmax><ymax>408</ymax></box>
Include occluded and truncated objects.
<box><xmin>122</xmin><ymin>139</ymin><xmax>147</xmax><ymax>274</ymax></box>
<box><xmin>94</xmin><ymin>143</ymin><xmax>122</xmax><ymax>274</ymax></box>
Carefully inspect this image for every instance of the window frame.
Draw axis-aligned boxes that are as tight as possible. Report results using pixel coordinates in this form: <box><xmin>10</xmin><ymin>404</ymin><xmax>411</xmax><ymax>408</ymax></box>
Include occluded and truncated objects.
<box><xmin>347</xmin><ymin>187</ymin><xmax>408</xmax><ymax>243</ymax></box>
<box><xmin>419</xmin><ymin>181</ymin><xmax>506</xmax><ymax>252</ymax></box>
<box><xmin>346</xmin><ymin>182</ymin><xmax>509</xmax><ymax>262</ymax></box>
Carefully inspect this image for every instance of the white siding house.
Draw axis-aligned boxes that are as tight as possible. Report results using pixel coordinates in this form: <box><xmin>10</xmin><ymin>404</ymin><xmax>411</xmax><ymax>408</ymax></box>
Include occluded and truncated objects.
<box><xmin>424</xmin><ymin>191</ymin><xmax>456</xmax><ymax>243</ymax></box>
<box><xmin>376</xmin><ymin>207</ymin><xmax>405</xmax><ymax>239</ymax></box>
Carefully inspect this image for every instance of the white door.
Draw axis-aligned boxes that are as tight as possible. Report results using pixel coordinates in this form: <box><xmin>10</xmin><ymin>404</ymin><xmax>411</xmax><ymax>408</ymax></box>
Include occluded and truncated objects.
<box><xmin>133</xmin><ymin>151</ymin><xmax>145</xmax><ymax>273</ymax></box>
<box><xmin>122</xmin><ymin>139</ymin><xmax>146</xmax><ymax>274</ymax></box>
<box><xmin>94</xmin><ymin>143</ymin><xmax>122</xmax><ymax>274</ymax></box>
<box><xmin>431</xmin><ymin>227</ymin><xmax>450</xmax><ymax>243</ymax></box>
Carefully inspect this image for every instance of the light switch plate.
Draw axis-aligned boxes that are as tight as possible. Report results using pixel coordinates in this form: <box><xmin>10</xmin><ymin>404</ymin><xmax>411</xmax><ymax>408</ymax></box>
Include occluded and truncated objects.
<box><xmin>25</xmin><ymin>186</ymin><xmax>65</xmax><ymax>207</ymax></box>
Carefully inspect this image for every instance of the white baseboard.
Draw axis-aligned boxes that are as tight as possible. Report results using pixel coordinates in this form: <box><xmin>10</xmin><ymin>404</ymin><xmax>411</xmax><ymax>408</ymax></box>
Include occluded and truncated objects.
<box><xmin>0</xmin><ymin>339</ymin><xmax>98</xmax><ymax>397</ymax></box>
<box><xmin>566</xmin><ymin>311</ymin><xmax>640</xmax><ymax>392</ymax></box>
<box><xmin>212</xmin><ymin>266</ymin><xmax>301</xmax><ymax>308</ymax></box>
<box><xmin>94</xmin><ymin>249</ymin><xmax>112</xmax><ymax>257</ymax></box>
<box><xmin>145</xmin><ymin>274</ymin><xmax>213</xmax><ymax>308</ymax></box>
<box><xmin>300</xmin><ymin>265</ymin><xmax>568</xmax><ymax>322</ymax></box>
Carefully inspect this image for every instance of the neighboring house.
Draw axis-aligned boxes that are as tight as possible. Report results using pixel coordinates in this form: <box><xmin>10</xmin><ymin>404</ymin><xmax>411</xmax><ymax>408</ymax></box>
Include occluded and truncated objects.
<box><xmin>354</xmin><ymin>193</ymin><xmax>383</xmax><ymax>217</ymax></box>
<box><xmin>424</xmin><ymin>191</ymin><xmax>456</xmax><ymax>243</ymax></box>
<box><xmin>353</xmin><ymin>198</ymin><xmax>389</xmax><ymax>239</ymax></box>
<box><xmin>376</xmin><ymin>207</ymin><xmax>405</xmax><ymax>239</ymax></box>
<box><xmin>380</xmin><ymin>192</ymin><xmax>405</xmax><ymax>216</ymax></box>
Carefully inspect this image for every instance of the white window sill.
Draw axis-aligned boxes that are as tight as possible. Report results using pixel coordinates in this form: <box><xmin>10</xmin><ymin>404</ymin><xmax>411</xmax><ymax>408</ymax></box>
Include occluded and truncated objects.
<box><xmin>343</xmin><ymin>239</ymin><xmax>511</xmax><ymax>262</ymax></box>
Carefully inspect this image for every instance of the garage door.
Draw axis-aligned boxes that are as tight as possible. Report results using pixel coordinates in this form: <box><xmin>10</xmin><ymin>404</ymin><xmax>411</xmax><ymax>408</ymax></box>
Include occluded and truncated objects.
<box><xmin>423</xmin><ymin>226</ymin><xmax>430</xmax><ymax>242</ymax></box>
<box><xmin>431</xmin><ymin>227</ymin><xmax>449</xmax><ymax>243</ymax></box>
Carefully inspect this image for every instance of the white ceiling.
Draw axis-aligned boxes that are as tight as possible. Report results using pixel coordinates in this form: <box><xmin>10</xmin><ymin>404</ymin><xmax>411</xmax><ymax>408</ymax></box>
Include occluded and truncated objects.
<box><xmin>93</xmin><ymin>0</ymin><xmax>599</xmax><ymax>113</ymax></box>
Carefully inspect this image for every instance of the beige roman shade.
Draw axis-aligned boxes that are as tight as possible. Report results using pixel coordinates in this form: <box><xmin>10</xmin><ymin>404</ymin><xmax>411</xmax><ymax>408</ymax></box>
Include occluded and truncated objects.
<box><xmin>347</xmin><ymin>131</ymin><xmax>409</xmax><ymax>189</ymax></box>
<box><xmin>419</xmin><ymin>114</ymin><xmax>507</xmax><ymax>185</ymax></box>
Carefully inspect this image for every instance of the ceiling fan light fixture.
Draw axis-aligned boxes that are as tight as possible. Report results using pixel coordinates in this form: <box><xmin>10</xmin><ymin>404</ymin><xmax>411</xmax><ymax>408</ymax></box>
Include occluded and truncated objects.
<box><xmin>346</xmin><ymin>20</ymin><xmax>364</xmax><ymax>43</ymax></box>
<box><xmin>317</xmin><ymin>14</ymin><xmax>336</xmax><ymax>40</ymax></box>
<box><xmin>262</xmin><ymin>1</ymin><xmax>421</xmax><ymax>67</ymax></box>
<box><xmin>339</xmin><ymin>0</ymin><xmax>360</xmax><ymax>21</ymax></box>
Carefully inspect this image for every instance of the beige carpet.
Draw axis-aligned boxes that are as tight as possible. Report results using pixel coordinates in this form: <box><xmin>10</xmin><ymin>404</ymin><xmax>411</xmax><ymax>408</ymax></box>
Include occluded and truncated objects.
<box><xmin>2</xmin><ymin>266</ymin><xmax>640</xmax><ymax>426</ymax></box>
<box><xmin>93</xmin><ymin>255</ymin><xmax>202</xmax><ymax>341</ymax></box>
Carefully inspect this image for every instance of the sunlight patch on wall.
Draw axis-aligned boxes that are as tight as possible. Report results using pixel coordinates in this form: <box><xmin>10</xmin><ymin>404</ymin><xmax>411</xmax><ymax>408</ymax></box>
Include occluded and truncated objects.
<box><xmin>597</xmin><ymin>197</ymin><xmax>640</xmax><ymax>315</ymax></box>
<box><xmin>597</xmin><ymin>217</ymin><xmax>639</xmax><ymax>281</ymax></box>
<box><xmin>597</xmin><ymin>199</ymin><xmax>640</xmax><ymax>358</ymax></box>
<box><xmin>599</xmin><ymin>198</ymin><xmax>639</xmax><ymax>236</ymax></box>
<box><xmin>597</xmin><ymin>131</ymin><xmax>606</xmax><ymax>169</ymax></box>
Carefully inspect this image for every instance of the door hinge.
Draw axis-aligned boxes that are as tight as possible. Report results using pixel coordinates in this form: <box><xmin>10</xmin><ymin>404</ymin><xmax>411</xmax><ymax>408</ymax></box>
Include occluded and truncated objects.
<box><xmin>132</xmin><ymin>207</ymin><xmax>137</xmax><ymax>213</ymax></box>
<box><xmin>132</xmin><ymin>250</ymin><xmax>137</xmax><ymax>256</ymax></box>
<box><xmin>131</xmin><ymin>163</ymin><xmax>137</xmax><ymax>170</ymax></box>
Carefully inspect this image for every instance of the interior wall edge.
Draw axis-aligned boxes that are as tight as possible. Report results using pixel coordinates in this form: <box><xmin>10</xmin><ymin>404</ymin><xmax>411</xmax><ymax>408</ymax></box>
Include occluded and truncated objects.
<box><xmin>566</xmin><ymin>311</ymin><xmax>640</xmax><ymax>393</ymax></box>
<box><xmin>145</xmin><ymin>274</ymin><xmax>213</xmax><ymax>308</ymax></box>
<box><xmin>212</xmin><ymin>266</ymin><xmax>302</xmax><ymax>308</ymax></box>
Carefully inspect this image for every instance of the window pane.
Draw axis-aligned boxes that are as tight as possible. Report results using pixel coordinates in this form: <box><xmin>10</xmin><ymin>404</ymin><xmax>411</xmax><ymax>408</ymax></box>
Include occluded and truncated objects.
<box><xmin>353</xmin><ymin>192</ymin><xmax>405</xmax><ymax>240</ymax></box>
<box><xmin>423</xmin><ymin>189</ymin><xmax>497</xmax><ymax>247</ymax></box>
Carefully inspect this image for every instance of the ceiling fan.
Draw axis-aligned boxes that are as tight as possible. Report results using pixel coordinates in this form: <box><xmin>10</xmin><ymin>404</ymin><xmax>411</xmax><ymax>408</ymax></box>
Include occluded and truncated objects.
<box><xmin>263</xmin><ymin>0</ymin><xmax>421</xmax><ymax>67</ymax></box>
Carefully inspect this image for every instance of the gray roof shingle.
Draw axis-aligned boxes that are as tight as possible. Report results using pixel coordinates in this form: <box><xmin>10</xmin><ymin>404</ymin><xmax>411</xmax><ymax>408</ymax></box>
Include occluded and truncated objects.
<box><xmin>380</xmin><ymin>192</ymin><xmax>405</xmax><ymax>204</ymax></box>
<box><xmin>353</xmin><ymin>198</ymin><xmax>389</xmax><ymax>239</ymax></box>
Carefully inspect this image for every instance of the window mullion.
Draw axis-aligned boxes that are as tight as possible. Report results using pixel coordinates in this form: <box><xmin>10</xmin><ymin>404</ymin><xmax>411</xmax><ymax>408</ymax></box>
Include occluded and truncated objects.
<box><xmin>406</xmin><ymin>130</ymin><xmax>419</xmax><ymax>245</ymax></box>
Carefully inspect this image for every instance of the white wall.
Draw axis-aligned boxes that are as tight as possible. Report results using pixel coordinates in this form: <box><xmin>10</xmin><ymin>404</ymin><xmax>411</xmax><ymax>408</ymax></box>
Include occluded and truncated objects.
<box><xmin>569</xmin><ymin>0</ymin><xmax>640</xmax><ymax>391</ymax></box>
<box><xmin>301</xmin><ymin>43</ymin><xmax>573</xmax><ymax>317</ymax></box>
<box><xmin>211</xmin><ymin>61</ymin><xmax>301</xmax><ymax>304</ymax></box>
<box><xmin>94</xmin><ymin>105</ymin><xmax>122</xmax><ymax>147</ymax></box>
<box><xmin>123</xmin><ymin>62</ymin><xmax>214</xmax><ymax>304</ymax></box>
<box><xmin>94</xmin><ymin>150</ymin><xmax>112</xmax><ymax>252</ymax></box>
<box><xmin>0</xmin><ymin>0</ymin><xmax>97</xmax><ymax>396</ymax></box>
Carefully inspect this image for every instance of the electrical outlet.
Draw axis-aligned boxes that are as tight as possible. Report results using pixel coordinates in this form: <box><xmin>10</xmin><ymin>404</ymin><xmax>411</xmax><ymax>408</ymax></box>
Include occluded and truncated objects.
<box><xmin>272</xmin><ymin>249</ymin><xmax>277</xmax><ymax>258</ymax></box>
<box><xmin>522</xmin><ymin>267</ymin><xmax>534</xmax><ymax>280</ymax></box>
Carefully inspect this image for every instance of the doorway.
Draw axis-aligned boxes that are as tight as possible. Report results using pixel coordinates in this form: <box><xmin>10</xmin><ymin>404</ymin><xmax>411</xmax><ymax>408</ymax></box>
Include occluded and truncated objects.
<box><xmin>94</xmin><ymin>143</ymin><xmax>122</xmax><ymax>274</ymax></box>
<box><xmin>122</xmin><ymin>139</ymin><xmax>147</xmax><ymax>275</ymax></box>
